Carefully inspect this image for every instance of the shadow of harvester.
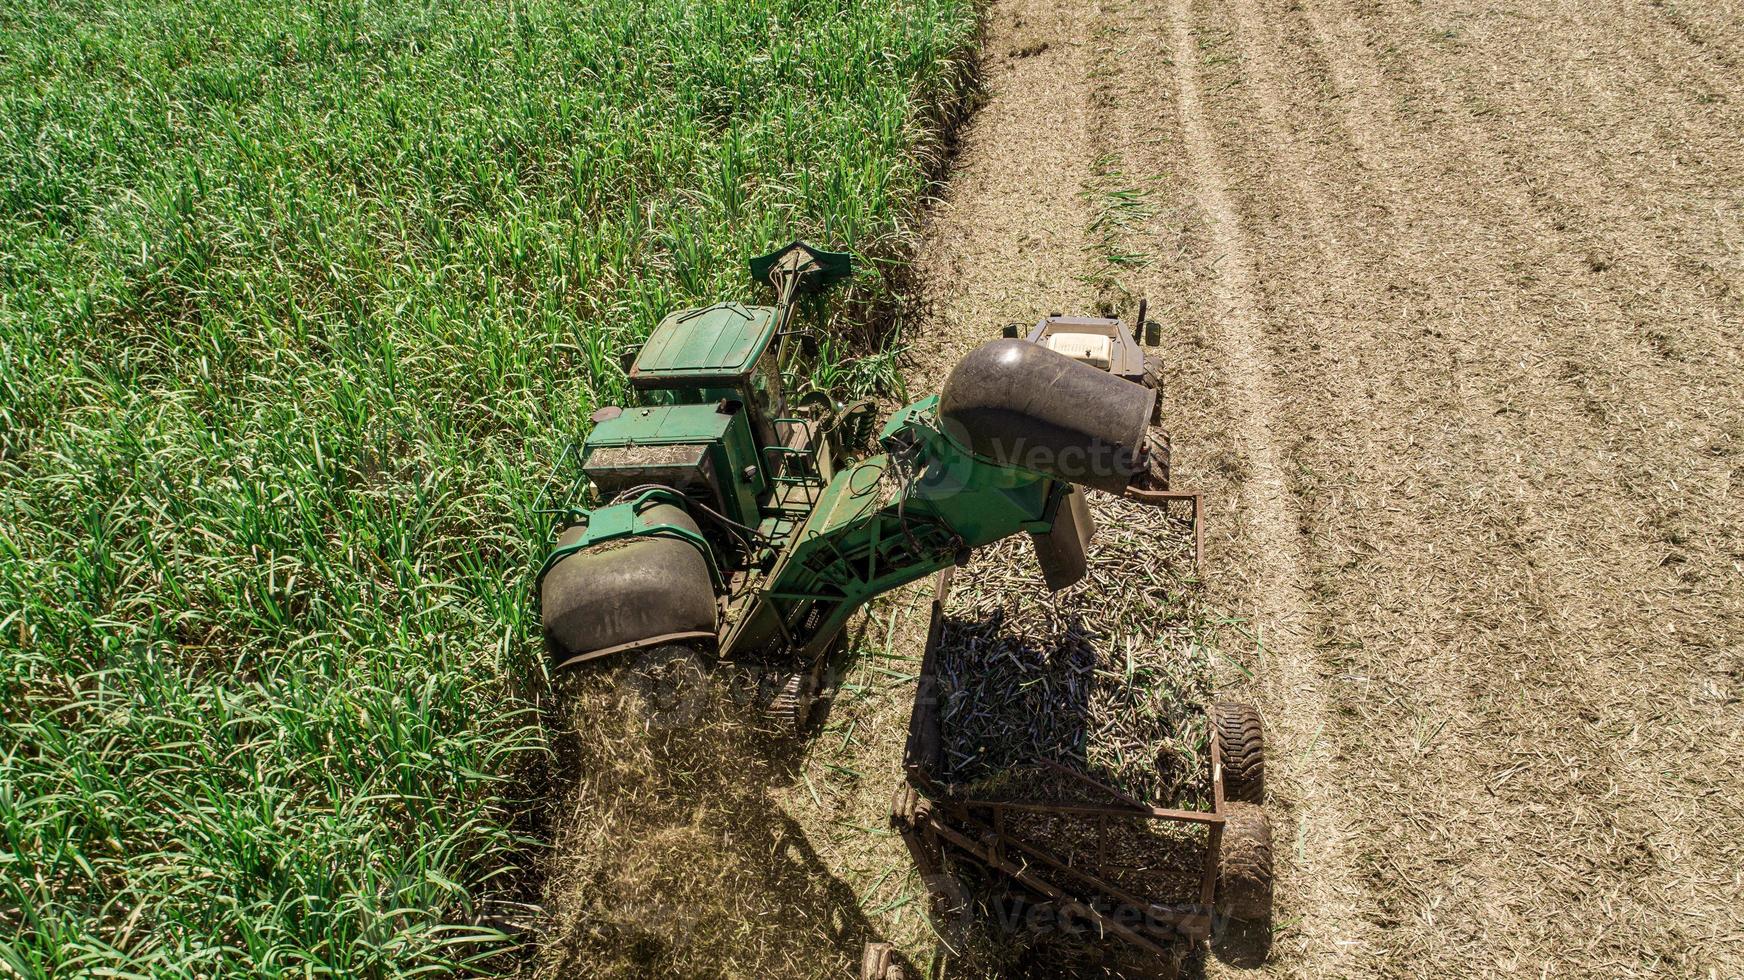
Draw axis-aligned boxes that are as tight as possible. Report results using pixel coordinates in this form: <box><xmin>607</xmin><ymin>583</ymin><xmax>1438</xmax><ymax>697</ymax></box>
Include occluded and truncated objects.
<box><xmin>528</xmin><ymin>666</ymin><xmax>883</xmax><ymax>980</ymax></box>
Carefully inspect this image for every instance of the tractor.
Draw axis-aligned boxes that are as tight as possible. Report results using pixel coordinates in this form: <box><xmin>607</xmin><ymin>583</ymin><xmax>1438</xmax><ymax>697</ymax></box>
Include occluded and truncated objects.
<box><xmin>537</xmin><ymin>242</ymin><xmax>1175</xmax><ymax>732</ymax></box>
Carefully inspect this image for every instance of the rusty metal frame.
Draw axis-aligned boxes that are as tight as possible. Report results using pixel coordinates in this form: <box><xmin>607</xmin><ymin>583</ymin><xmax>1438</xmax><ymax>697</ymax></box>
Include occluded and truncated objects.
<box><xmin>899</xmin><ymin>569</ymin><xmax>1232</xmax><ymax>965</ymax></box>
<box><xmin>1124</xmin><ymin>487</ymin><xmax>1203</xmax><ymax>571</ymax></box>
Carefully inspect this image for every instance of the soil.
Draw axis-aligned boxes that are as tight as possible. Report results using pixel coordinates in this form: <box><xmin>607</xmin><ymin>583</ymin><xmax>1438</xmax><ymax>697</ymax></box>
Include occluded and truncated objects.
<box><xmin>542</xmin><ymin>0</ymin><xmax>1744</xmax><ymax>975</ymax></box>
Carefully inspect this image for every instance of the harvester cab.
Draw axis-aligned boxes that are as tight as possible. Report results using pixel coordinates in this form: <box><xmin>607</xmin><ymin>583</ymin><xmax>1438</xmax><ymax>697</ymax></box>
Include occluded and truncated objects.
<box><xmin>539</xmin><ymin>242</ymin><xmax>1179</xmax><ymax>734</ymax></box>
<box><xmin>563</xmin><ymin>242</ymin><xmax>855</xmax><ymax>568</ymax></box>
<box><xmin>622</xmin><ymin>241</ymin><xmax>851</xmax><ymax>447</ymax></box>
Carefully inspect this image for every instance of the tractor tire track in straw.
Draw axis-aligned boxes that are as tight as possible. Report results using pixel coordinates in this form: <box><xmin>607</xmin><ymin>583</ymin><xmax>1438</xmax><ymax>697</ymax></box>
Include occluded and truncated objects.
<box><xmin>903</xmin><ymin>0</ymin><xmax>1101</xmax><ymax>396</ymax></box>
<box><xmin>1283</xmin><ymin>1</ymin><xmax>1743</xmax><ymax>973</ymax></box>
<box><xmin>782</xmin><ymin>0</ymin><xmax>1108</xmax><ymax>974</ymax></box>
<box><xmin>1150</xmin><ymin>0</ymin><xmax>1744</xmax><ymax>973</ymax></box>
<box><xmin>899</xmin><ymin>0</ymin><xmax>1368</xmax><ymax>970</ymax></box>
<box><xmin>1154</xmin><ymin>0</ymin><xmax>1360</xmax><ymax>971</ymax></box>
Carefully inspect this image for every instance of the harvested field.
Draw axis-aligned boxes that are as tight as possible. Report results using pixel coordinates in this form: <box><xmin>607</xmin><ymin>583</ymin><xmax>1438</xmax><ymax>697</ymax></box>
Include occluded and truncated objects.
<box><xmin>533</xmin><ymin>669</ymin><xmax>874</xmax><ymax>979</ymax></box>
<box><xmin>791</xmin><ymin>0</ymin><xmax>1744</xmax><ymax>976</ymax></box>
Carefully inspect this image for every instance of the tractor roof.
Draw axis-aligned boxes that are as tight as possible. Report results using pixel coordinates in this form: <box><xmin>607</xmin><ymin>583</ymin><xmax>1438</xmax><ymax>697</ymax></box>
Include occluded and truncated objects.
<box><xmin>630</xmin><ymin>302</ymin><xmax>777</xmax><ymax>389</ymax></box>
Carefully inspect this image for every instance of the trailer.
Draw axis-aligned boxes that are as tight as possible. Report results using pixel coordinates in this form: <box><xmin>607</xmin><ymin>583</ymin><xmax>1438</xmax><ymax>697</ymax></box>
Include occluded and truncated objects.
<box><xmin>864</xmin><ymin>569</ymin><xmax>1273</xmax><ymax>979</ymax></box>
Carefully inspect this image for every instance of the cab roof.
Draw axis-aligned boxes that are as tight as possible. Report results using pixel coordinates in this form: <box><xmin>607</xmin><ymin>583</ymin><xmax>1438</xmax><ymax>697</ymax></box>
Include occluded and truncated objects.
<box><xmin>629</xmin><ymin>302</ymin><xmax>777</xmax><ymax>389</ymax></box>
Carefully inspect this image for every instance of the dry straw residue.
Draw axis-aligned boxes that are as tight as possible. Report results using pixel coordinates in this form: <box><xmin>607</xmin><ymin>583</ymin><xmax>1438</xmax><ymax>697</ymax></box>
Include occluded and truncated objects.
<box><xmin>536</xmin><ymin>666</ymin><xmax>886</xmax><ymax>979</ymax></box>
<box><xmin>937</xmin><ymin>492</ymin><xmax>1217</xmax><ymax>809</ymax></box>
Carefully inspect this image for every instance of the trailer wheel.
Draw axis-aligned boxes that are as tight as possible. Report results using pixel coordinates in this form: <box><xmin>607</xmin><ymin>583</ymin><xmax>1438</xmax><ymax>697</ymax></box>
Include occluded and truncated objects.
<box><xmin>860</xmin><ymin>942</ymin><xmax>904</xmax><ymax>980</ymax></box>
<box><xmin>1216</xmin><ymin>802</ymin><xmax>1274</xmax><ymax>923</ymax></box>
<box><xmin>1212</xmin><ymin>702</ymin><xmax>1265</xmax><ymax>803</ymax></box>
<box><xmin>1138</xmin><ymin>427</ymin><xmax>1171</xmax><ymax>491</ymax></box>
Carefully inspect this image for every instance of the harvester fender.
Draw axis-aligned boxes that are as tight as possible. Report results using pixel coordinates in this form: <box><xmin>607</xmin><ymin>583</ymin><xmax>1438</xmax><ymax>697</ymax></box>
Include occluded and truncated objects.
<box><xmin>539</xmin><ymin>497</ymin><xmax>719</xmax><ymax>670</ymax></box>
<box><xmin>938</xmin><ymin>339</ymin><xmax>1155</xmax><ymax>494</ymax></box>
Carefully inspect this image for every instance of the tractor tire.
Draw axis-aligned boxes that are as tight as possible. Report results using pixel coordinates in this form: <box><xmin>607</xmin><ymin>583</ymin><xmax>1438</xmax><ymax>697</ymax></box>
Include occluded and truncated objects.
<box><xmin>1143</xmin><ymin>354</ymin><xmax>1165</xmax><ymax>423</ymax></box>
<box><xmin>540</xmin><ymin>507</ymin><xmax>717</xmax><ymax>670</ymax></box>
<box><xmin>860</xmin><ymin>942</ymin><xmax>904</xmax><ymax>980</ymax></box>
<box><xmin>1139</xmin><ymin>427</ymin><xmax>1171</xmax><ymax>491</ymax></box>
<box><xmin>1212</xmin><ymin>702</ymin><xmax>1265</xmax><ymax>804</ymax></box>
<box><xmin>1216</xmin><ymin>803</ymin><xmax>1274</xmax><ymax>923</ymax></box>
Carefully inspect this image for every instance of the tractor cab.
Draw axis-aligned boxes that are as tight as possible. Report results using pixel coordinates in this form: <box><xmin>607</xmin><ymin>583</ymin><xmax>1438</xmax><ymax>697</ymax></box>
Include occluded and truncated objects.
<box><xmin>628</xmin><ymin>301</ymin><xmax>787</xmax><ymax>450</ymax></box>
<box><xmin>1004</xmin><ymin>300</ymin><xmax>1162</xmax><ymax>425</ymax></box>
<box><xmin>562</xmin><ymin>243</ymin><xmax>852</xmax><ymax>589</ymax></box>
<box><xmin>1005</xmin><ymin>305</ymin><xmax>1149</xmax><ymax>385</ymax></box>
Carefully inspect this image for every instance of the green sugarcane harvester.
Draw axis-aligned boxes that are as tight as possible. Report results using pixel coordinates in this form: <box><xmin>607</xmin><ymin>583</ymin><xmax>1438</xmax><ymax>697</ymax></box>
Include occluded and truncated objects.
<box><xmin>539</xmin><ymin>242</ymin><xmax>1186</xmax><ymax>732</ymax></box>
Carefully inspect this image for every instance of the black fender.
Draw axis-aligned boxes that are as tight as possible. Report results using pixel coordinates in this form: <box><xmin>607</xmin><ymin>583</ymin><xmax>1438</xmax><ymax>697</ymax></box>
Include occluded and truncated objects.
<box><xmin>540</xmin><ymin>503</ymin><xmax>718</xmax><ymax>670</ymax></box>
